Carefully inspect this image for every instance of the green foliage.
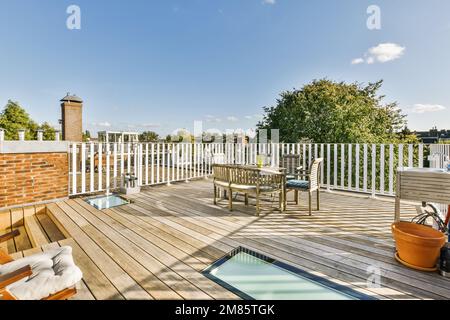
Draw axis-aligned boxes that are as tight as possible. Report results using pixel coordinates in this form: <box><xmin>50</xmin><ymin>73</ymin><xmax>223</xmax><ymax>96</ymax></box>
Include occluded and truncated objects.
<box><xmin>169</xmin><ymin>129</ymin><xmax>193</xmax><ymax>143</ymax></box>
<box><xmin>0</xmin><ymin>100</ymin><xmax>57</xmax><ymax>140</ymax></box>
<box><xmin>258</xmin><ymin>79</ymin><xmax>415</xmax><ymax>144</ymax></box>
<box><xmin>0</xmin><ymin>100</ymin><xmax>37</xmax><ymax>140</ymax></box>
<box><xmin>40</xmin><ymin>122</ymin><xmax>56</xmax><ymax>140</ymax></box>
<box><xmin>139</xmin><ymin>131</ymin><xmax>159</xmax><ymax>142</ymax></box>
<box><xmin>82</xmin><ymin>130</ymin><xmax>91</xmax><ymax>142</ymax></box>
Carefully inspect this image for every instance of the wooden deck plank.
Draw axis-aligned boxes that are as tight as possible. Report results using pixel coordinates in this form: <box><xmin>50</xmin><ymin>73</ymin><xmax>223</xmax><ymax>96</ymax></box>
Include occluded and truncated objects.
<box><xmin>42</xmin><ymin>180</ymin><xmax>450</xmax><ymax>300</ymax></box>
<box><xmin>24</xmin><ymin>215</ymin><xmax>49</xmax><ymax>247</ymax></box>
<box><xmin>63</xmin><ymin>201</ymin><xmax>190</xmax><ymax>300</ymax></box>
<box><xmin>36</xmin><ymin>211</ymin><xmax>66</xmax><ymax>242</ymax></box>
<box><xmin>13</xmin><ymin>225</ymin><xmax>32</xmax><ymax>252</ymax></box>
<box><xmin>59</xmin><ymin>201</ymin><xmax>188</xmax><ymax>300</ymax></box>
<box><xmin>131</xmin><ymin>192</ymin><xmax>404</xmax><ymax>299</ymax></box>
<box><xmin>47</xmin><ymin>202</ymin><xmax>150</xmax><ymax>300</ymax></box>
<box><xmin>69</xmin><ymin>199</ymin><xmax>235</xmax><ymax>300</ymax></box>
<box><xmin>136</xmin><ymin>185</ymin><xmax>449</xmax><ymax>299</ymax></box>
<box><xmin>58</xmin><ymin>238</ymin><xmax>122</xmax><ymax>300</ymax></box>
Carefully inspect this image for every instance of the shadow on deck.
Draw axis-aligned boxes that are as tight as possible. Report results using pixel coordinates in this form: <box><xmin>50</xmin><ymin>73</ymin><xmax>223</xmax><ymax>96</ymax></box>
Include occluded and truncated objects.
<box><xmin>27</xmin><ymin>179</ymin><xmax>450</xmax><ymax>300</ymax></box>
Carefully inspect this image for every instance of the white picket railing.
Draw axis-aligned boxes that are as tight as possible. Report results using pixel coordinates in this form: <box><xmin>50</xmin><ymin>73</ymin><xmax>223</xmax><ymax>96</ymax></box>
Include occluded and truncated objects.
<box><xmin>69</xmin><ymin>142</ymin><xmax>443</xmax><ymax>198</ymax></box>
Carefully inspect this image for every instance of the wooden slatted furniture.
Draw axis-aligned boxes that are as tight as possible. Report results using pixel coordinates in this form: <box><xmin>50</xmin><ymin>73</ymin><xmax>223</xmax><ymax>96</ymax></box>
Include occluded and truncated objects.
<box><xmin>228</xmin><ymin>166</ymin><xmax>284</xmax><ymax>216</ymax></box>
<box><xmin>212</xmin><ymin>164</ymin><xmax>232</xmax><ymax>205</ymax></box>
<box><xmin>0</xmin><ymin>230</ymin><xmax>81</xmax><ymax>300</ymax></box>
<box><xmin>281</xmin><ymin>154</ymin><xmax>302</xmax><ymax>181</ymax></box>
<box><xmin>284</xmin><ymin>158</ymin><xmax>323</xmax><ymax>215</ymax></box>
<box><xmin>395</xmin><ymin>168</ymin><xmax>450</xmax><ymax>222</ymax></box>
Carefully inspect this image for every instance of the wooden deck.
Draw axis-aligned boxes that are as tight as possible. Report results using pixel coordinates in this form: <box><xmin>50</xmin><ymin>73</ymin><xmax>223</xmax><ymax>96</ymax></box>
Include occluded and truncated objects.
<box><xmin>34</xmin><ymin>179</ymin><xmax>450</xmax><ymax>300</ymax></box>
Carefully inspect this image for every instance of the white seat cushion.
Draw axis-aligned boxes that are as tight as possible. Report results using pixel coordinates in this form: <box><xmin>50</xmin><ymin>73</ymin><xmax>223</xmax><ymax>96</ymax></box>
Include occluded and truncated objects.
<box><xmin>0</xmin><ymin>246</ymin><xmax>83</xmax><ymax>300</ymax></box>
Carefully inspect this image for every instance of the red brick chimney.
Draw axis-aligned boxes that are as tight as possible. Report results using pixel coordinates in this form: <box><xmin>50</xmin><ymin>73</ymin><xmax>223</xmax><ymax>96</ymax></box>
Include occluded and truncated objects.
<box><xmin>60</xmin><ymin>93</ymin><xmax>83</xmax><ymax>142</ymax></box>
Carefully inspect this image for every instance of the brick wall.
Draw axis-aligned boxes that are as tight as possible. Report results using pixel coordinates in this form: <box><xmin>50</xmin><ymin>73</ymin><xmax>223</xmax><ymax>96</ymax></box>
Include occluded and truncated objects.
<box><xmin>0</xmin><ymin>153</ymin><xmax>68</xmax><ymax>208</ymax></box>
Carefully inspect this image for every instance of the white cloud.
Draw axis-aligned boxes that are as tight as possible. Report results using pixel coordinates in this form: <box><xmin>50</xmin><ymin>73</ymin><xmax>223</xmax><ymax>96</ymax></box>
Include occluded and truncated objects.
<box><xmin>93</xmin><ymin>121</ymin><xmax>111</xmax><ymax>127</ymax></box>
<box><xmin>411</xmin><ymin>104</ymin><xmax>446</xmax><ymax>114</ymax></box>
<box><xmin>141</xmin><ymin>123</ymin><xmax>161</xmax><ymax>128</ymax></box>
<box><xmin>263</xmin><ymin>0</ymin><xmax>276</xmax><ymax>4</ymax></box>
<box><xmin>351</xmin><ymin>58</ymin><xmax>364</xmax><ymax>65</ymax></box>
<box><xmin>205</xmin><ymin>115</ymin><xmax>222</xmax><ymax>123</ymax></box>
<box><xmin>352</xmin><ymin>43</ymin><xmax>405</xmax><ymax>65</ymax></box>
<box><xmin>244</xmin><ymin>115</ymin><xmax>253</xmax><ymax>120</ymax></box>
<box><xmin>226</xmin><ymin>116</ymin><xmax>239</xmax><ymax>122</ymax></box>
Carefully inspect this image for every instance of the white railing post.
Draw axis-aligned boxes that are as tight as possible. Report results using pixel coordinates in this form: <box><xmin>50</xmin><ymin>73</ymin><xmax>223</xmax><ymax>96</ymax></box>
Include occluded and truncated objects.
<box><xmin>156</xmin><ymin>143</ymin><xmax>160</xmax><ymax>183</ymax></box>
<box><xmin>162</xmin><ymin>143</ymin><xmax>166</xmax><ymax>184</ymax></box>
<box><xmin>380</xmin><ymin>144</ymin><xmax>385</xmax><ymax>194</ymax></box>
<box><xmin>348</xmin><ymin>144</ymin><xmax>352</xmax><ymax>191</ymax></box>
<box><xmin>398</xmin><ymin>144</ymin><xmax>404</xmax><ymax>170</ymax></box>
<box><xmin>326</xmin><ymin>144</ymin><xmax>331</xmax><ymax>191</ymax></box>
<box><xmin>355</xmin><ymin>144</ymin><xmax>360</xmax><ymax>192</ymax></box>
<box><xmin>139</xmin><ymin>143</ymin><xmax>143</xmax><ymax>186</ymax></box>
<box><xmin>340</xmin><ymin>144</ymin><xmax>345</xmax><ymax>189</ymax></box>
<box><xmin>113</xmin><ymin>143</ymin><xmax>118</xmax><ymax>189</ymax></box>
<box><xmin>106</xmin><ymin>143</ymin><xmax>110</xmax><ymax>191</ymax></box>
<box><xmin>90</xmin><ymin>143</ymin><xmax>94</xmax><ymax>193</ymax></box>
<box><xmin>127</xmin><ymin>143</ymin><xmax>131</xmax><ymax>174</ymax></box>
<box><xmin>320</xmin><ymin>144</ymin><xmax>324</xmax><ymax>186</ymax></box>
<box><xmin>98</xmin><ymin>143</ymin><xmax>103</xmax><ymax>191</ymax></box>
<box><xmin>333</xmin><ymin>144</ymin><xmax>338</xmax><ymax>189</ymax></box>
<box><xmin>371</xmin><ymin>144</ymin><xmax>376</xmax><ymax>198</ymax></box>
<box><xmin>408</xmin><ymin>144</ymin><xmax>414</xmax><ymax>167</ymax></box>
<box><xmin>81</xmin><ymin>142</ymin><xmax>86</xmax><ymax>194</ymax></box>
<box><xmin>151</xmin><ymin>143</ymin><xmax>155</xmax><ymax>184</ymax></box>
<box><xmin>363</xmin><ymin>144</ymin><xmax>368</xmax><ymax>193</ymax></box>
<box><xmin>418</xmin><ymin>144</ymin><xmax>424</xmax><ymax>168</ymax></box>
<box><xmin>72</xmin><ymin>143</ymin><xmax>77</xmax><ymax>195</ymax></box>
<box><xmin>388</xmin><ymin>144</ymin><xmax>394</xmax><ymax>195</ymax></box>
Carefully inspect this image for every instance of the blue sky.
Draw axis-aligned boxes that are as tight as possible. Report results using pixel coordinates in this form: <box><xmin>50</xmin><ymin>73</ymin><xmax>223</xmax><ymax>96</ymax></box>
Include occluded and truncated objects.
<box><xmin>0</xmin><ymin>0</ymin><xmax>449</xmax><ymax>136</ymax></box>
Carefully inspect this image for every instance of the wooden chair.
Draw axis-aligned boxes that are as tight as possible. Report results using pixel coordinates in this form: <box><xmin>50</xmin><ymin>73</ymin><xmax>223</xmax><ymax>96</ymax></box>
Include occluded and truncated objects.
<box><xmin>212</xmin><ymin>164</ymin><xmax>232</xmax><ymax>205</ymax></box>
<box><xmin>281</xmin><ymin>154</ymin><xmax>302</xmax><ymax>181</ymax></box>
<box><xmin>284</xmin><ymin>158</ymin><xmax>323</xmax><ymax>215</ymax></box>
<box><xmin>0</xmin><ymin>230</ymin><xmax>82</xmax><ymax>300</ymax></box>
<box><xmin>228</xmin><ymin>167</ymin><xmax>284</xmax><ymax>216</ymax></box>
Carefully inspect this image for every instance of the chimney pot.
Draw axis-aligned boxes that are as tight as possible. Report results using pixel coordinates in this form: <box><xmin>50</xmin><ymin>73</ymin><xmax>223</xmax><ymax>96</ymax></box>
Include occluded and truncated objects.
<box><xmin>54</xmin><ymin>130</ymin><xmax>61</xmax><ymax>141</ymax></box>
<box><xmin>37</xmin><ymin>129</ymin><xmax>44</xmax><ymax>141</ymax></box>
<box><xmin>18</xmin><ymin>129</ymin><xmax>26</xmax><ymax>141</ymax></box>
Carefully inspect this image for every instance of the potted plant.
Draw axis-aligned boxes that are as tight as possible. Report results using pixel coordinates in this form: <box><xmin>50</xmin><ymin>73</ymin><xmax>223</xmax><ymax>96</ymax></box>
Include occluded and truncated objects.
<box><xmin>392</xmin><ymin>221</ymin><xmax>446</xmax><ymax>271</ymax></box>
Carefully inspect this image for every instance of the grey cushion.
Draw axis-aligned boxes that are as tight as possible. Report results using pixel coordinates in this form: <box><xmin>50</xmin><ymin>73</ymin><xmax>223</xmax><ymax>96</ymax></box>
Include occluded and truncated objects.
<box><xmin>0</xmin><ymin>246</ymin><xmax>82</xmax><ymax>300</ymax></box>
<box><xmin>286</xmin><ymin>179</ymin><xmax>309</xmax><ymax>189</ymax></box>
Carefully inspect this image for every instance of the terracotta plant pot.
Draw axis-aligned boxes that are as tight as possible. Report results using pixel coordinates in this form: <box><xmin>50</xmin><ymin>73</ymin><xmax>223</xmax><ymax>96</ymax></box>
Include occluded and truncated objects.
<box><xmin>392</xmin><ymin>221</ymin><xmax>446</xmax><ymax>269</ymax></box>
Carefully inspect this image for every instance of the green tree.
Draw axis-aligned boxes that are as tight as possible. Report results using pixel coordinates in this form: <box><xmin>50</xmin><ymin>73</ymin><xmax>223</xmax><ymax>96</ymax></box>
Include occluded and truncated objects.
<box><xmin>82</xmin><ymin>130</ymin><xmax>91</xmax><ymax>142</ymax></box>
<box><xmin>258</xmin><ymin>79</ymin><xmax>413</xmax><ymax>144</ymax></box>
<box><xmin>40</xmin><ymin>122</ymin><xmax>56</xmax><ymax>140</ymax></box>
<box><xmin>139</xmin><ymin>131</ymin><xmax>159</xmax><ymax>142</ymax></box>
<box><xmin>0</xmin><ymin>100</ymin><xmax>38</xmax><ymax>140</ymax></box>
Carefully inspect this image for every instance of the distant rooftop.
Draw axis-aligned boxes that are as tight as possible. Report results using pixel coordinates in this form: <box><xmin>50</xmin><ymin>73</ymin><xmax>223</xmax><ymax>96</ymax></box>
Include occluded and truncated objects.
<box><xmin>60</xmin><ymin>93</ymin><xmax>83</xmax><ymax>103</ymax></box>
